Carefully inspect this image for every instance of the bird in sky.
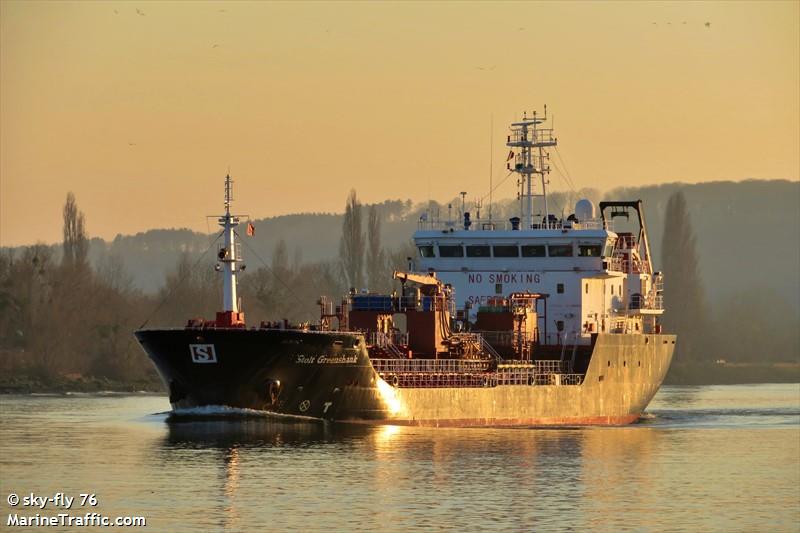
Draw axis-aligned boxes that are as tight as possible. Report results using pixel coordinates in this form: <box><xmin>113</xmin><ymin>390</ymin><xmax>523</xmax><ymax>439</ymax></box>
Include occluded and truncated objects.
<box><xmin>212</xmin><ymin>44</ymin><xmax>219</xmax><ymax>48</ymax></box>
<box><xmin>128</xmin><ymin>142</ymin><xmax>137</xmax><ymax>146</ymax></box>
<box><xmin>136</xmin><ymin>8</ymin><xmax>146</xmax><ymax>16</ymax></box>
<box><xmin>705</xmin><ymin>22</ymin><xmax>711</xmax><ymax>28</ymax></box>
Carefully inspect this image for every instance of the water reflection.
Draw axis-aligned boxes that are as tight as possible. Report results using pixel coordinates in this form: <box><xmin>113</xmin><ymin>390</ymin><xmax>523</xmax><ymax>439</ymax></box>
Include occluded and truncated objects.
<box><xmin>222</xmin><ymin>447</ymin><xmax>240</xmax><ymax>530</ymax></box>
<box><xmin>156</xmin><ymin>416</ymin><xmax>673</xmax><ymax>531</ymax></box>
<box><xmin>3</xmin><ymin>391</ymin><xmax>796</xmax><ymax>532</ymax></box>
<box><xmin>162</xmin><ymin>416</ymin><xmax>382</xmax><ymax>450</ymax></box>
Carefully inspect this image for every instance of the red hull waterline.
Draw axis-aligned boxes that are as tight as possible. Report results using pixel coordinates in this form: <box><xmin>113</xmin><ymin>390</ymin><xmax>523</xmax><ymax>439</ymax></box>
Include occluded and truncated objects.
<box><xmin>346</xmin><ymin>414</ymin><xmax>641</xmax><ymax>428</ymax></box>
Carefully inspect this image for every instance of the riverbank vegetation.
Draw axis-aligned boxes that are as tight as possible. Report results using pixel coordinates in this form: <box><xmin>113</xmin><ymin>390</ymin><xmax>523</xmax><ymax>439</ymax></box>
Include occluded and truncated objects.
<box><xmin>1</xmin><ymin>183</ymin><xmax>798</xmax><ymax>392</ymax></box>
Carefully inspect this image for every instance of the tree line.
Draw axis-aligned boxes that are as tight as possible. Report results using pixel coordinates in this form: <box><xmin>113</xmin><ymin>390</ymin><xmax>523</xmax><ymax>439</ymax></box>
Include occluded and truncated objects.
<box><xmin>0</xmin><ymin>186</ymin><xmax>796</xmax><ymax>389</ymax></box>
<box><xmin>0</xmin><ymin>190</ymin><xmax>413</xmax><ymax>387</ymax></box>
<box><xmin>660</xmin><ymin>190</ymin><xmax>798</xmax><ymax>366</ymax></box>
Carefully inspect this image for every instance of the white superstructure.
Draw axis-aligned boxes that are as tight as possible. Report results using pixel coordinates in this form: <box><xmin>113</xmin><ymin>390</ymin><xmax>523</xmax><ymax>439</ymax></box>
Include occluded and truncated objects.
<box><xmin>412</xmin><ymin>109</ymin><xmax>664</xmax><ymax>346</ymax></box>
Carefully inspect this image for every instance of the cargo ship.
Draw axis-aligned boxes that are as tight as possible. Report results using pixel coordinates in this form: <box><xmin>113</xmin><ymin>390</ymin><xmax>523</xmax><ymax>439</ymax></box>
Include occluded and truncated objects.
<box><xmin>135</xmin><ymin>108</ymin><xmax>675</xmax><ymax>426</ymax></box>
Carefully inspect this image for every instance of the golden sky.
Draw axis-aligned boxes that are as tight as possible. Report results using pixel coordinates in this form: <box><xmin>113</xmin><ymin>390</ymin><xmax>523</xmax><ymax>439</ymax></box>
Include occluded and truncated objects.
<box><xmin>1</xmin><ymin>0</ymin><xmax>798</xmax><ymax>246</ymax></box>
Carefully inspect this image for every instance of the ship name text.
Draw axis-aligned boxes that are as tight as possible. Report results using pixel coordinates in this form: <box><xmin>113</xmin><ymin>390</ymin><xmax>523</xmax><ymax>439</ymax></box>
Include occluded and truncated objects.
<box><xmin>295</xmin><ymin>354</ymin><xmax>358</xmax><ymax>365</ymax></box>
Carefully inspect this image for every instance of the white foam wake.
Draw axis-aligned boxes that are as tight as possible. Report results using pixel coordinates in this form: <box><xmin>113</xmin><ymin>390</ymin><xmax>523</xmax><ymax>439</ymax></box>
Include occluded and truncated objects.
<box><xmin>168</xmin><ymin>404</ymin><xmax>322</xmax><ymax>422</ymax></box>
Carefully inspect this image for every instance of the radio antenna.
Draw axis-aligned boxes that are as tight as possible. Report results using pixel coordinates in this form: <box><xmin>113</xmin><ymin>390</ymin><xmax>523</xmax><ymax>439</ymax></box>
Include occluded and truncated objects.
<box><xmin>488</xmin><ymin>113</ymin><xmax>493</xmax><ymax>221</ymax></box>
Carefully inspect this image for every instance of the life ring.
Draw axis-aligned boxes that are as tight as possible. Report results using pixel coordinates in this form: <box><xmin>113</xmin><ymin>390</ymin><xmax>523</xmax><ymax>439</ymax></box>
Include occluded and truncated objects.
<box><xmin>388</xmin><ymin>374</ymin><xmax>399</xmax><ymax>387</ymax></box>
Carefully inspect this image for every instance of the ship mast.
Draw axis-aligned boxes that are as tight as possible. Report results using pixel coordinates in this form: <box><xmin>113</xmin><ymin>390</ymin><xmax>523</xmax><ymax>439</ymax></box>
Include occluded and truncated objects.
<box><xmin>507</xmin><ymin>107</ymin><xmax>557</xmax><ymax>229</ymax></box>
<box><xmin>219</xmin><ymin>174</ymin><xmax>240</xmax><ymax>314</ymax></box>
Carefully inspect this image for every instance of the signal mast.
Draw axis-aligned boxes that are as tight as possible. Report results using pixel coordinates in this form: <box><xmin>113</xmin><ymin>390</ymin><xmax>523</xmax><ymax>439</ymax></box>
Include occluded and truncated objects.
<box><xmin>215</xmin><ymin>174</ymin><xmax>246</xmax><ymax>327</ymax></box>
<box><xmin>507</xmin><ymin>106</ymin><xmax>557</xmax><ymax>229</ymax></box>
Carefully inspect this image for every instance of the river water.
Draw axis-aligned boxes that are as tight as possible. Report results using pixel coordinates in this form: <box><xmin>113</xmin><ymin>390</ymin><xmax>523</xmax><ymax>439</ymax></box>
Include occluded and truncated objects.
<box><xmin>1</xmin><ymin>384</ymin><xmax>798</xmax><ymax>532</ymax></box>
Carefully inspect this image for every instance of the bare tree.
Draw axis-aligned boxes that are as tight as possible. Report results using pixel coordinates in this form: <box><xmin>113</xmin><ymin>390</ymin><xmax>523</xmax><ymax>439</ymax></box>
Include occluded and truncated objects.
<box><xmin>62</xmin><ymin>192</ymin><xmax>88</xmax><ymax>269</ymax></box>
<box><xmin>366</xmin><ymin>205</ymin><xmax>385</xmax><ymax>291</ymax></box>
<box><xmin>661</xmin><ymin>191</ymin><xmax>713</xmax><ymax>363</ymax></box>
<box><xmin>272</xmin><ymin>239</ymin><xmax>289</xmax><ymax>276</ymax></box>
<box><xmin>339</xmin><ymin>190</ymin><xmax>364</xmax><ymax>289</ymax></box>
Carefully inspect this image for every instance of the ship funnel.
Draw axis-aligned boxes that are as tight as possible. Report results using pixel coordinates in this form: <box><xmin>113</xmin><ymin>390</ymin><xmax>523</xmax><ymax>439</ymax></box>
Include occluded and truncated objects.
<box><xmin>463</xmin><ymin>212</ymin><xmax>472</xmax><ymax>230</ymax></box>
<box><xmin>509</xmin><ymin>217</ymin><xmax>521</xmax><ymax>231</ymax></box>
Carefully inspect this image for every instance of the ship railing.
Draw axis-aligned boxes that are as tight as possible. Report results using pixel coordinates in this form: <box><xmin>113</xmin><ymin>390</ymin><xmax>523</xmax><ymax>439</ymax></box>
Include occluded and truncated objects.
<box><xmin>383</xmin><ymin>371</ymin><xmax>585</xmax><ymax>388</ymax></box>
<box><xmin>371</xmin><ymin>358</ymin><xmax>493</xmax><ymax>374</ymax></box>
<box><xmin>531</xmin><ymin>373</ymin><xmax>584</xmax><ymax>386</ymax></box>
<box><xmin>643</xmin><ymin>293</ymin><xmax>664</xmax><ymax>310</ymax></box>
<box><xmin>534</xmin><ymin>359</ymin><xmax>572</xmax><ymax>374</ymax></box>
<box><xmin>478</xmin><ymin>335</ymin><xmax>503</xmax><ymax>361</ymax></box>
<box><xmin>606</xmin><ymin>256</ymin><xmax>625</xmax><ymax>272</ymax></box>
<box><xmin>416</xmin><ymin>217</ymin><xmax>609</xmax><ymax>232</ymax></box>
<box><xmin>373</xmin><ymin>359</ymin><xmax>585</xmax><ymax>387</ymax></box>
<box><xmin>479</xmin><ymin>330</ymin><xmax>536</xmax><ymax>346</ymax></box>
<box><xmin>495</xmin><ymin>365</ymin><xmax>536</xmax><ymax>386</ymax></box>
<box><xmin>386</xmin><ymin>343</ymin><xmax>407</xmax><ymax>359</ymax></box>
<box><xmin>390</xmin><ymin>373</ymin><xmax>492</xmax><ymax>388</ymax></box>
<box><xmin>508</xmin><ymin>128</ymin><xmax>556</xmax><ymax>147</ymax></box>
<box><xmin>368</xmin><ymin>331</ymin><xmax>409</xmax><ymax>347</ymax></box>
<box><xmin>608</xmin><ymin>256</ymin><xmax>651</xmax><ymax>274</ymax></box>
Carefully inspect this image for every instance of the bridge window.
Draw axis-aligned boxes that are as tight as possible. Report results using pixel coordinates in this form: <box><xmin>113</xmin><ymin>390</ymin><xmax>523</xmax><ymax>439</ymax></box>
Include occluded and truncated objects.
<box><xmin>493</xmin><ymin>245</ymin><xmax>519</xmax><ymax>257</ymax></box>
<box><xmin>466</xmin><ymin>245</ymin><xmax>491</xmax><ymax>257</ymax></box>
<box><xmin>521</xmin><ymin>245</ymin><xmax>546</xmax><ymax>257</ymax></box>
<box><xmin>418</xmin><ymin>245</ymin><xmax>435</xmax><ymax>258</ymax></box>
<box><xmin>557</xmin><ymin>283</ymin><xmax>565</xmax><ymax>294</ymax></box>
<box><xmin>439</xmin><ymin>245</ymin><xmax>464</xmax><ymax>257</ymax></box>
<box><xmin>548</xmin><ymin>245</ymin><xmax>573</xmax><ymax>257</ymax></box>
<box><xmin>579</xmin><ymin>244</ymin><xmax>602</xmax><ymax>257</ymax></box>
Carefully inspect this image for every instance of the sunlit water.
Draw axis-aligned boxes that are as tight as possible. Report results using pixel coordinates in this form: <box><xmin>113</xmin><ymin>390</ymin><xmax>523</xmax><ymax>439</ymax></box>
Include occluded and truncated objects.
<box><xmin>1</xmin><ymin>384</ymin><xmax>798</xmax><ymax>532</ymax></box>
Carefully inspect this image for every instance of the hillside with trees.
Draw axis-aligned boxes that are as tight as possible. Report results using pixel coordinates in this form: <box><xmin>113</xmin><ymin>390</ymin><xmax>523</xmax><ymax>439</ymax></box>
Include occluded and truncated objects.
<box><xmin>0</xmin><ymin>179</ymin><xmax>797</xmax><ymax>390</ymax></box>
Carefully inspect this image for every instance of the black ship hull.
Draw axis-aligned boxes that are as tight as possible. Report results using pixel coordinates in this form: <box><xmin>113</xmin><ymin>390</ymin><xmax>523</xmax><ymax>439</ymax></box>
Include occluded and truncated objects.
<box><xmin>135</xmin><ymin>328</ymin><xmax>675</xmax><ymax>427</ymax></box>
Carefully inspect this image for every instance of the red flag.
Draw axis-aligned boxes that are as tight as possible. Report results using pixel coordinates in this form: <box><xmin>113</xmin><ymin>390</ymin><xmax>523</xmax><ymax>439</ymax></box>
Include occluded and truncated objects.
<box><xmin>506</xmin><ymin>150</ymin><xmax>514</xmax><ymax>161</ymax></box>
<box><xmin>246</xmin><ymin>222</ymin><xmax>255</xmax><ymax>236</ymax></box>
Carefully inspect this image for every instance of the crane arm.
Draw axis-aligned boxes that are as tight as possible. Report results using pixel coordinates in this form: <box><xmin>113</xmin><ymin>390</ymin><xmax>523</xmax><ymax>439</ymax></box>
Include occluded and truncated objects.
<box><xmin>392</xmin><ymin>271</ymin><xmax>442</xmax><ymax>287</ymax></box>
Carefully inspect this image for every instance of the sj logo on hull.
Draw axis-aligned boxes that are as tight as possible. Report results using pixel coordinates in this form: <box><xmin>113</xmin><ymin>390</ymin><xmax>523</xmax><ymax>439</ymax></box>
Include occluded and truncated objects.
<box><xmin>189</xmin><ymin>344</ymin><xmax>218</xmax><ymax>363</ymax></box>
